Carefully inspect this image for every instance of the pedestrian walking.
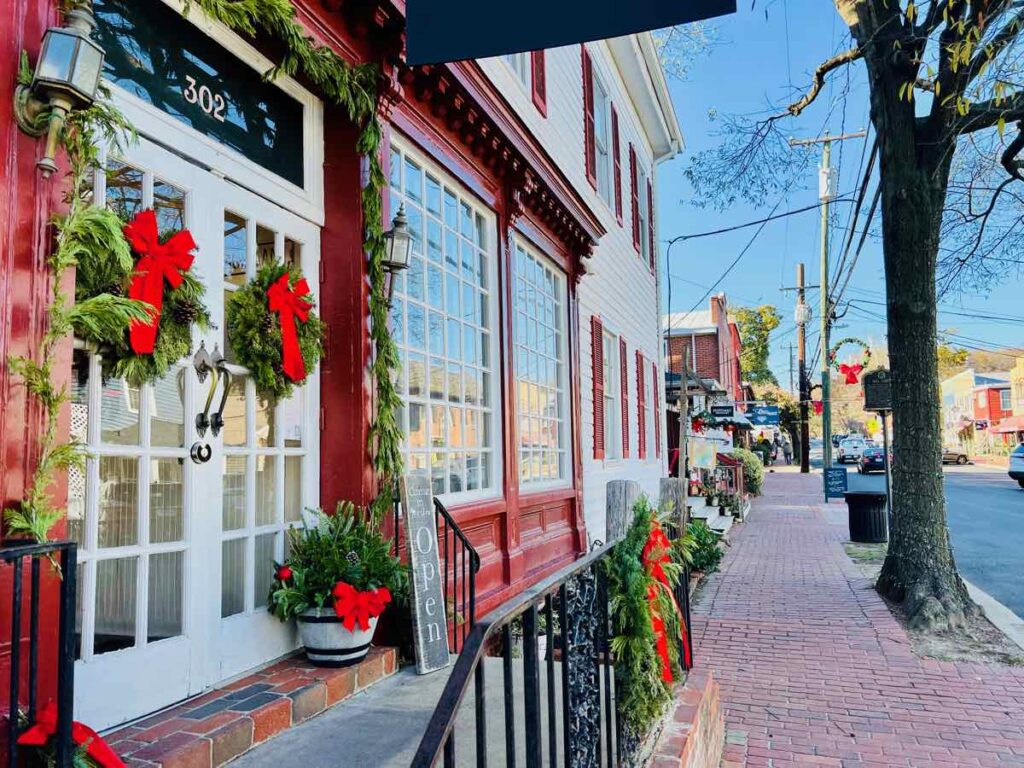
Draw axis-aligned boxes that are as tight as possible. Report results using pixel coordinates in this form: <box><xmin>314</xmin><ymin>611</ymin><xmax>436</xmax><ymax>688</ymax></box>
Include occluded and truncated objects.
<box><xmin>782</xmin><ymin>433</ymin><xmax>793</xmax><ymax>465</ymax></box>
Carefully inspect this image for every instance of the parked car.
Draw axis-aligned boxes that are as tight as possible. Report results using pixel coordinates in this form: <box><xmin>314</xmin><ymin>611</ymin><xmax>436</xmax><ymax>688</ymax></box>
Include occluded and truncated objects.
<box><xmin>858</xmin><ymin>446</ymin><xmax>888</xmax><ymax>474</ymax></box>
<box><xmin>837</xmin><ymin>437</ymin><xmax>867</xmax><ymax>463</ymax></box>
<box><xmin>1009</xmin><ymin>443</ymin><xmax>1024</xmax><ymax>488</ymax></box>
<box><xmin>941</xmin><ymin>448</ymin><xmax>969</xmax><ymax>465</ymax></box>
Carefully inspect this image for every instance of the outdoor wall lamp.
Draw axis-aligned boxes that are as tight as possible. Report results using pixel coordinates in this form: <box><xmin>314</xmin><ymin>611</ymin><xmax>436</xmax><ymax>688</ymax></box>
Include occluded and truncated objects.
<box><xmin>382</xmin><ymin>204</ymin><xmax>412</xmax><ymax>307</ymax></box>
<box><xmin>14</xmin><ymin>4</ymin><xmax>105</xmax><ymax>176</ymax></box>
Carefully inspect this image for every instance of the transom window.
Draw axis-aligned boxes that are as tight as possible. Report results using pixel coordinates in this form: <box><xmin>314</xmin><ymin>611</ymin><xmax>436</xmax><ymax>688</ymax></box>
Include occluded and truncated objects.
<box><xmin>513</xmin><ymin>241</ymin><xmax>570</xmax><ymax>487</ymax></box>
<box><xmin>389</xmin><ymin>142</ymin><xmax>499</xmax><ymax>500</ymax></box>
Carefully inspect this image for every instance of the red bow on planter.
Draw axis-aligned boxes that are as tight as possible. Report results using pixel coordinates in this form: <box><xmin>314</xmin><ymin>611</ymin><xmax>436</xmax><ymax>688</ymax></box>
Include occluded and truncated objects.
<box><xmin>267</xmin><ymin>274</ymin><xmax>313</xmax><ymax>382</ymax></box>
<box><xmin>641</xmin><ymin>520</ymin><xmax>692</xmax><ymax>679</ymax></box>
<box><xmin>18</xmin><ymin>701</ymin><xmax>124</xmax><ymax>768</ymax></box>
<box><xmin>122</xmin><ymin>209</ymin><xmax>196</xmax><ymax>354</ymax></box>
<box><xmin>838</xmin><ymin>363</ymin><xmax>863</xmax><ymax>384</ymax></box>
<box><xmin>331</xmin><ymin>581</ymin><xmax>392</xmax><ymax>632</ymax></box>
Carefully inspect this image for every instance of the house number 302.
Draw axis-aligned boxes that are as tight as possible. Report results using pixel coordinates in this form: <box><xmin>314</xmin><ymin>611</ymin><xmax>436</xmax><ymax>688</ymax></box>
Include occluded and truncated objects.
<box><xmin>182</xmin><ymin>75</ymin><xmax>226</xmax><ymax>122</ymax></box>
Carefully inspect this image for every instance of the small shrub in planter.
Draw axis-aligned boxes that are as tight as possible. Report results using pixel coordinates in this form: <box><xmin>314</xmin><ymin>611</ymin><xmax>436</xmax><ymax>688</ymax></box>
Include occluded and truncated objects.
<box><xmin>687</xmin><ymin>520</ymin><xmax>723</xmax><ymax>574</ymax></box>
<box><xmin>732</xmin><ymin>447</ymin><xmax>764</xmax><ymax>496</ymax></box>
<box><xmin>268</xmin><ymin>501</ymin><xmax>407</xmax><ymax>667</ymax></box>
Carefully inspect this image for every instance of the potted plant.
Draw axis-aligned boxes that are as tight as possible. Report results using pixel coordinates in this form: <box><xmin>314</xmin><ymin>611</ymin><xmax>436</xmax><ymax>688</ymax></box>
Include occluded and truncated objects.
<box><xmin>268</xmin><ymin>501</ymin><xmax>406</xmax><ymax>667</ymax></box>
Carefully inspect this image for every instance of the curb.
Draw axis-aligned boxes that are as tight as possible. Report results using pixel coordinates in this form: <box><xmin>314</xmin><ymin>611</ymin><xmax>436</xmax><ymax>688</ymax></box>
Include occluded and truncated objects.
<box><xmin>964</xmin><ymin>579</ymin><xmax>1024</xmax><ymax>653</ymax></box>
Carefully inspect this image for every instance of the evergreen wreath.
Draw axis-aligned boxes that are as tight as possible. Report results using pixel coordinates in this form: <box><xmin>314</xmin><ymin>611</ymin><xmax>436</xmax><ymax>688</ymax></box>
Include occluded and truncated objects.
<box><xmin>74</xmin><ymin>214</ymin><xmax>211</xmax><ymax>386</ymax></box>
<box><xmin>828</xmin><ymin>337</ymin><xmax>872</xmax><ymax>384</ymax></box>
<box><xmin>225</xmin><ymin>262</ymin><xmax>324</xmax><ymax>402</ymax></box>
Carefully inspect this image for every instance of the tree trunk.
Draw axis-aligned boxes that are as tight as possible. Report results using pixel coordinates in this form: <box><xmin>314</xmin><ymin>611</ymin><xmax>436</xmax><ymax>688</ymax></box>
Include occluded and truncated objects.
<box><xmin>867</xmin><ymin>82</ymin><xmax>977</xmax><ymax>633</ymax></box>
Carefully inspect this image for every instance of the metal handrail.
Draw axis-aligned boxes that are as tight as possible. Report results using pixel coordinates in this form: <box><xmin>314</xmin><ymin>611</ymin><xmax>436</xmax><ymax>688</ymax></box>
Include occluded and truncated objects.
<box><xmin>2</xmin><ymin>540</ymin><xmax>77</xmax><ymax>768</ymax></box>
<box><xmin>411</xmin><ymin>535</ymin><xmax>623</xmax><ymax>768</ymax></box>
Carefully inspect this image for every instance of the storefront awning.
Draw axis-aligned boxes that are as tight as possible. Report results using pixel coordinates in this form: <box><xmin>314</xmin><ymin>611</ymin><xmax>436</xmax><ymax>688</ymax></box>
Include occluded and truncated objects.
<box><xmin>991</xmin><ymin>415</ymin><xmax>1024</xmax><ymax>434</ymax></box>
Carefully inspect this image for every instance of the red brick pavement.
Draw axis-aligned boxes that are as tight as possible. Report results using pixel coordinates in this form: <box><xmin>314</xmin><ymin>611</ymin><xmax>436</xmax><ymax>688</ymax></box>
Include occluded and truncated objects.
<box><xmin>692</xmin><ymin>471</ymin><xmax>1024</xmax><ymax>767</ymax></box>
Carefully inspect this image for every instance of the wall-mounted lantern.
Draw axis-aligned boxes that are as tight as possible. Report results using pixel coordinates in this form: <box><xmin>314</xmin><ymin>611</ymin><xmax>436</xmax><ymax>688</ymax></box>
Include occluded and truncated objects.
<box><xmin>382</xmin><ymin>204</ymin><xmax>412</xmax><ymax>307</ymax></box>
<box><xmin>14</xmin><ymin>5</ymin><xmax>105</xmax><ymax>176</ymax></box>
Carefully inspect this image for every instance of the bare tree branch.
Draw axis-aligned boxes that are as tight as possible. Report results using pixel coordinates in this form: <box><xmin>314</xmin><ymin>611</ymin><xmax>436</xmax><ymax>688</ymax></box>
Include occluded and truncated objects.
<box><xmin>954</xmin><ymin>91</ymin><xmax>1024</xmax><ymax>133</ymax></box>
<box><xmin>768</xmin><ymin>47</ymin><xmax>862</xmax><ymax>121</ymax></box>
<box><xmin>1000</xmin><ymin>120</ymin><xmax>1024</xmax><ymax>178</ymax></box>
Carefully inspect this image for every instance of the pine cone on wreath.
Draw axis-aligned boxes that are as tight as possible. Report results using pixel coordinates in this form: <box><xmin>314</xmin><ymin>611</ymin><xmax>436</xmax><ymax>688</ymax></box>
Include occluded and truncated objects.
<box><xmin>172</xmin><ymin>299</ymin><xmax>201</xmax><ymax>325</ymax></box>
<box><xmin>261</xmin><ymin>312</ymin><xmax>277</xmax><ymax>335</ymax></box>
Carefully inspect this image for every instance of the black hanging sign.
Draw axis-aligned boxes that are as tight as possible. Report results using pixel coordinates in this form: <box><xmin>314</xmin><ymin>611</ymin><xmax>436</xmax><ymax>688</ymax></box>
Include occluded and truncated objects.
<box><xmin>93</xmin><ymin>0</ymin><xmax>304</xmax><ymax>187</ymax></box>
<box><xmin>400</xmin><ymin>472</ymin><xmax>451</xmax><ymax>675</ymax></box>
<box><xmin>405</xmin><ymin>0</ymin><xmax>737</xmax><ymax>65</ymax></box>
<box><xmin>710</xmin><ymin>405</ymin><xmax>735</xmax><ymax>418</ymax></box>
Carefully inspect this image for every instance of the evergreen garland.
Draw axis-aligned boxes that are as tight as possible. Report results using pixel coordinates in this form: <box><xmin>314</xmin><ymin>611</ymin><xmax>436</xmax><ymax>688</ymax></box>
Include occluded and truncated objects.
<box><xmin>190</xmin><ymin>0</ymin><xmax>403</xmax><ymax>516</ymax></box>
<box><xmin>4</xmin><ymin>74</ymin><xmax>147</xmax><ymax>543</ymax></box>
<box><xmin>225</xmin><ymin>262</ymin><xmax>324</xmax><ymax>402</ymax></box>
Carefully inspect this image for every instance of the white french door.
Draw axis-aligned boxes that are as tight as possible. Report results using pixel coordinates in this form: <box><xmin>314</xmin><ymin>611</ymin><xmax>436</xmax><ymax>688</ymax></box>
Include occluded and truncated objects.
<box><xmin>71</xmin><ymin>135</ymin><xmax>320</xmax><ymax>729</ymax></box>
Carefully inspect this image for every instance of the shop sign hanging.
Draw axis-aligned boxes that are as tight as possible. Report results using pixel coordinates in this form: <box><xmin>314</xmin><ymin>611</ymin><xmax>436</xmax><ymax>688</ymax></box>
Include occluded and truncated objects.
<box><xmin>93</xmin><ymin>0</ymin><xmax>304</xmax><ymax>186</ymax></box>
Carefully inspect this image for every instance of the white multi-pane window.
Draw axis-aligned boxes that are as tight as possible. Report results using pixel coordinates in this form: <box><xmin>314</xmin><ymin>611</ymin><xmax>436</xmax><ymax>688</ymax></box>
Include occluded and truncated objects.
<box><xmin>592</xmin><ymin>72</ymin><xmax>613</xmax><ymax>206</ymax></box>
<box><xmin>602</xmin><ymin>332</ymin><xmax>621</xmax><ymax>461</ymax></box>
<box><xmin>513</xmin><ymin>241</ymin><xmax>570</xmax><ymax>487</ymax></box>
<box><xmin>389</xmin><ymin>142</ymin><xmax>499</xmax><ymax>500</ymax></box>
<box><xmin>1000</xmin><ymin>388</ymin><xmax>1012</xmax><ymax>411</ymax></box>
<box><xmin>638</xmin><ymin>165</ymin><xmax>651</xmax><ymax>265</ymax></box>
<box><xmin>644</xmin><ymin>363</ymin><xmax>656</xmax><ymax>458</ymax></box>
<box><xmin>504</xmin><ymin>52</ymin><xmax>531</xmax><ymax>89</ymax></box>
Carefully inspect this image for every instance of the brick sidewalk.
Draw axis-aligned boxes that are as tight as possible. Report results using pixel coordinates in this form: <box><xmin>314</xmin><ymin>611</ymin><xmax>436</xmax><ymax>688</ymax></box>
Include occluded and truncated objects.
<box><xmin>692</xmin><ymin>471</ymin><xmax>1024</xmax><ymax>767</ymax></box>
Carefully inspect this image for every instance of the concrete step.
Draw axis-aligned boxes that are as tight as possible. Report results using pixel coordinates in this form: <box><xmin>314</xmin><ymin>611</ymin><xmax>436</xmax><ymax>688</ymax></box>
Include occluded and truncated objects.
<box><xmin>707</xmin><ymin>514</ymin><xmax>734</xmax><ymax>536</ymax></box>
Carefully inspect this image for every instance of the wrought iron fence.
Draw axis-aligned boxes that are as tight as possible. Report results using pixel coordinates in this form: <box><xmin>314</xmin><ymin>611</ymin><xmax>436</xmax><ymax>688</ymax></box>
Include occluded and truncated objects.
<box><xmin>2</xmin><ymin>540</ymin><xmax>77</xmax><ymax>768</ymax></box>
<box><xmin>393</xmin><ymin>495</ymin><xmax>480</xmax><ymax>654</ymax></box>
<box><xmin>410</xmin><ymin>538</ymin><xmax>623</xmax><ymax>768</ymax></box>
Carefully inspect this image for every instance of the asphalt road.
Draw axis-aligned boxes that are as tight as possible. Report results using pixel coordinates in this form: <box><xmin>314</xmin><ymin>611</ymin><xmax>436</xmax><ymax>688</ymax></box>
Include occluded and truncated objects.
<box><xmin>809</xmin><ymin>461</ymin><xmax>1024</xmax><ymax>618</ymax></box>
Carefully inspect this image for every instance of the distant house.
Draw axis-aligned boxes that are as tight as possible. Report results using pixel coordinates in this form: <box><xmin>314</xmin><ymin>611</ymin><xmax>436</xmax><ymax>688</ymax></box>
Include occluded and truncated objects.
<box><xmin>664</xmin><ymin>294</ymin><xmax>741</xmax><ymax>404</ymax></box>
<box><xmin>941</xmin><ymin>369</ymin><xmax>1010</xmax><ymax>450</ymax></box>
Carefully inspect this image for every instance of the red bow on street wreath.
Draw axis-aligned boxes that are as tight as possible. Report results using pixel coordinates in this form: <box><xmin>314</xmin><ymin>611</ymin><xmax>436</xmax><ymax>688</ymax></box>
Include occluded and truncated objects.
<box><xmin>18</xmin><ymin>701</ymin><xmax>124</xmax><ymax>768</ymax></box>
<box><xmin>122</xmin><ymin>209</ymin><xmax>196</xmax><ymax>355</ymax></box>
<box><xmin>838</xmin><ymin>363</ymin><xmax>863</xmax><ymax>385</ymax></box>
<box><xmin>266</xmin><ymin>274</ymin><xmax>314</xmax><ymax>382</ymax></box>
<box><xmin>641</xmin><ymin>521</ymin><xmax>692</xmax><ymax>682</ymax></box>
<box><xmin>332</xmin><ymin>581</ymin><xmax>393</xmax><ymax>632</ymax></box>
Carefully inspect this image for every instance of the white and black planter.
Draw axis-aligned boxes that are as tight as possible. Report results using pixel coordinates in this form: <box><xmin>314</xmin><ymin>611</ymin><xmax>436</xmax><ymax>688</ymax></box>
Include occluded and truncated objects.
<box><xmin>296</xmin><ymin>608</ymin><xmax>378</xmax><ymax>667</ymax></box>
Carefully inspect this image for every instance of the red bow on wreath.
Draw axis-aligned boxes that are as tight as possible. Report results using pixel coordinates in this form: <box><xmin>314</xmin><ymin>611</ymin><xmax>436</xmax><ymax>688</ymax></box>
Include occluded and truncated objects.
<box><xmin>267</xmin><ymin>274</ymin><xmax>313</xmax><ymax>382</ymax></box>
<box><xmin>641</xmin><ymin>520</ymin><xmax>692</xmax><ymax>680</ymax></box>
<box><xmin>122</xmin><ymin>210</ymin><xmax>196</xmax><ymax>354</ymax></box>
<box><xmin>18</xmin><ymin>701</ymin><xmax>125</xmax><ymax>768</ymax></box>
<box><xmin>838</xmin><ymin>363</ymin><xmax>864</xmax><ymax>384</ymax></box>
<box><xmin>331</xmin><ymin>581</ymin><xmax>392</xmax><ymax>632</ymax></box>
<box><xmin>691</xmin><ymin>417</ymin><xmax>705</xmax><ymax>433</ymax></box>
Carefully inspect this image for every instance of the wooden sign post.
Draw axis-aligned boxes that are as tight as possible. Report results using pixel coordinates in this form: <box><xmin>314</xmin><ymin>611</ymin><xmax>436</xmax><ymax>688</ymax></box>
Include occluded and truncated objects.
<box><xmin>400</xmin><ymin>472</ymin><xmax>451</xmax><ymax>674</ymax></box>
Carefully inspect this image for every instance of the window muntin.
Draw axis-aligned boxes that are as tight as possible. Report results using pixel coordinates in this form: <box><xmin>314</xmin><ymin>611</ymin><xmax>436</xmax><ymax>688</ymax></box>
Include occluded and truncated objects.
<box><xmin>602</xmin><ymin>333</ymin><xmax>621</xmax><ymax>461</ymax></box>
<box><xmin>390</xmin><ymin>142</ymin><xmax>498</xmax><ymax>500</ymax></box>
<box><xmin>592</xmin><ymin>73</ymin><xmax>612</xmax><ymax>206</ymax></box>
<box><xmin>514</xmin><ymin>241</ymin><xmax>570</xmax><ymax>487</ymax></box>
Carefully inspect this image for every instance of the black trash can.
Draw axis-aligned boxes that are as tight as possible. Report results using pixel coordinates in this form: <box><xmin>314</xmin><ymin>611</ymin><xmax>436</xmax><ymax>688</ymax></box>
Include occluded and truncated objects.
<box><xmin>844</xmin><ymin>491</ymin><xmax>888</xmax><ymax>543</ymax></box>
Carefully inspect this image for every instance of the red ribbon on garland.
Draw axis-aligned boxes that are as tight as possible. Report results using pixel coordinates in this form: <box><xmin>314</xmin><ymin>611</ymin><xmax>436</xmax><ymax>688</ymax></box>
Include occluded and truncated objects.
<box><xmin>331</xmin><ymin>581</ymin><xmax>392</xmax><ymax>632</ymax></box>
<box><xmin>122</xmin><ymin>209</ymin><xmax>196</xmax><ymax>354</ymax></box>
<box><xmin>838</xmin><ymin>363</ymin><xmax>864</xmax><ymax>384</ymax></box>
<box><xmin>18</xmin><ymin>701</ymin><xmax>125</xmax><ymax>768</ymax></box>
<box><xmin>267</xmin><ymin>274</ymin><xmax>313</xmax><ymax>382</ymax></box>
<box><xmin>641</xmin><ymin>520</ymin><xmax>692</xmax><ymax>681</ymax></box>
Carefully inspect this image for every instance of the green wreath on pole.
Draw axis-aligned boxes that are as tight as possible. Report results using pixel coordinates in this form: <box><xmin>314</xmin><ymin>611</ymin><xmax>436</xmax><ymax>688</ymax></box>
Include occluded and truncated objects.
<box><xmin>829</xmin><ymin>337</ymin><xmax>872</xmax><ymax>384</ymax></box>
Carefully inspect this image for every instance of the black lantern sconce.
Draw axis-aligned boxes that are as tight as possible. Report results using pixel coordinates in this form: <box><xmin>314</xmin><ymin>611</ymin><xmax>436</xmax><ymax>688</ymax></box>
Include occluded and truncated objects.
<box><xmin>14</xmin><ymin>4</ymin><xmax>105</xmax><ymax>176</ymax></box>
<box><xmin>381</xmin><ymin>204</ymin><xmax>413</xmax><ymax>307</ymax></box>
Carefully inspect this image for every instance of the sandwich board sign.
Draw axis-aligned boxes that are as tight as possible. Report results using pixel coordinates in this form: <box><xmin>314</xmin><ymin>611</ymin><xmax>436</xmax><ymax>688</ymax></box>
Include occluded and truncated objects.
<box><xmin>400</xmin><ymin>472</ymin><xmax>451</xmax><ymax>674</ymax></box>
<box><xmin>824</xmin><ymin>467</ymin><xmax>848</xmax><ymax>500</ymax></box>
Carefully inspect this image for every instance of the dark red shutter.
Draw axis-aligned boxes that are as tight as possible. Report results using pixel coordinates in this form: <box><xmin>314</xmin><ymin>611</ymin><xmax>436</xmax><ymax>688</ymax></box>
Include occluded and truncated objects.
<box><xmin>629</xmin><ymin>144</ymin><xmax>640</xmax><ymax>252</ymax></box>
<box><xmin>647</xmin><ymin>179</ymin><xmax>655</xmax><ymax>271</ymax></box>
<box><xmin>620</xmin><ymin>337</ymin><xmax>629</xmax><ymax>458</ymax></box>
<box><xmin>612</xmin><ymin>105</ymin><xmax>622</xmax><ymax>224</ymax></box>
<box><xmin>636</xmin><ymin>351</ymin><xmax>647</xmax><ymax>460</ymax></box>
<box><xmin>582</xmin><ymin>46</ymin><xmax>597</xmax><ymax>189</ymax></box>
<box><xmin>592</xmin><ymin>316</ymin><xmax>605</xmax><ymax>460</ymax></box>
<box><xmin>652</xmin><ymin>361</ymin><xmax>661</xmax><ymax>458</ymax></box>
<box><xmin>531</xmin><ymin>50</ymin><xmax>547</xmax><ymax>115</ymax></box>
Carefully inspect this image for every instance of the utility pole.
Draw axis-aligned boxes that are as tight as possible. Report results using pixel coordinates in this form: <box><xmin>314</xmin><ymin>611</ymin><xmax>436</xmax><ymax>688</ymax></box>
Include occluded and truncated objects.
<box><xmin>789</xmin><ymin>130</ymin><xmax>866</xmax><ymax>489</ymax></box>
<box><xmin>789</xmin><ymin>343</ymin><xmax>795</xmax><ymax>394</ymax></box>
<box><xmin>795</xmin><ymin>264</ymin><xmax>811</xmax><ymax>473</ymax></box>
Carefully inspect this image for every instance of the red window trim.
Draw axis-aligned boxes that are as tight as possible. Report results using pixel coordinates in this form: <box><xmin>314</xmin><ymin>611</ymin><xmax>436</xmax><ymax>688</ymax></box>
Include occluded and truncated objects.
<box><xmin>647</xmin><ymin>178</ymin><xmax>655</xmax><ymax>272</ymax></box>
<box><xmin>582</xmin><ymin>46</ymin><xmax>597</xmax><ymax>189</ymax></box>
<box><xmin>629</xmin><ymin>144</ymin><xmax>640</xmax><ymax>252</ymax></box>
<box><xmin>652</xmin><ymin>361</ymin><xmax>661</xmax><ymax>458</ymax></box>
<box><xmin>611</xmin><ymin>105</ymin><xmax>622</xmax><ymax>224</ymax></box>
<box><xmin>592</xmin><ymin>315</ymin><xmax>605</xmax><ymax>460</ymax></box>
<box><xmin>636</xmin><ymin>350</ymin><xmax>647</xmax><ymax>460</ymax></box>
<box><xmin>531</xmin><ymin>50</ymin><xmax>547</xmax><ymax>116</ymax></box>
<box><xmin>619</xmin><ymin>337</ymin><xmax>629</xmax><ymax>458</ymax></box>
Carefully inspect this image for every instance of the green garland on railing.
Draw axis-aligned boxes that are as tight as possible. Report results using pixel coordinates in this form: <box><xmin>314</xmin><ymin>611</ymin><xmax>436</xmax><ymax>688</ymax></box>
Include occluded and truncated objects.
<box><xmin>188</xmin><ymin>0</ymin><xmax>403</xmax><ymax>516</ymax></box>
<box><xmin>4</xmin><ymin>61</ymin><xmax>147</xmax><ymax>543</ymax></box>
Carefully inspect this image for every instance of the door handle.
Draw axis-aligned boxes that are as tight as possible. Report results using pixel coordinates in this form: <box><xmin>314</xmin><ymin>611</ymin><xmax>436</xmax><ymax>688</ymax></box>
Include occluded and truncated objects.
<box><xmin>209</xmin><ymin>348</ymin><xmax>232</xmax><ymax>438</ymax></box>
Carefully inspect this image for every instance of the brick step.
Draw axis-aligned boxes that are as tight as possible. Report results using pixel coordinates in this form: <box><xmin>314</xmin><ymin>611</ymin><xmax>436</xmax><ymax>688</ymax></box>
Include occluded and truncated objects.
<box><xmin>107</xmin><ymin>648</ymin><xmax>397</xmax><ymax>768</ymax></box>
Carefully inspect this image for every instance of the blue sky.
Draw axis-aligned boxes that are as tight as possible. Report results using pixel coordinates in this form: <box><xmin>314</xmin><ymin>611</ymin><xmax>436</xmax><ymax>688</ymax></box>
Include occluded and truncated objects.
<box><xmin>655</xmin><ymin>0</ymin><xmax>1024</xmax><ymax>385</ymax></box>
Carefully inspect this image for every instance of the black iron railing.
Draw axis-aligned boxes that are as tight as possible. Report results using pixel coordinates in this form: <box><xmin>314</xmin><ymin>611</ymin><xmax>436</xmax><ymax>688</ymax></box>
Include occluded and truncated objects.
<box><xmin>411</xmin><ymin>538</ymin><xmax>623</xmax><ymax>768</ymax></box>
<box><xmin>2</xmin><ymin>540</ymin><xmax>77</xmax><ymax>768</ymax></box>
<box><xmin>393</xmin><ymin>495</ymin><xmax>480</xmax><ymax>653</ymax></box>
